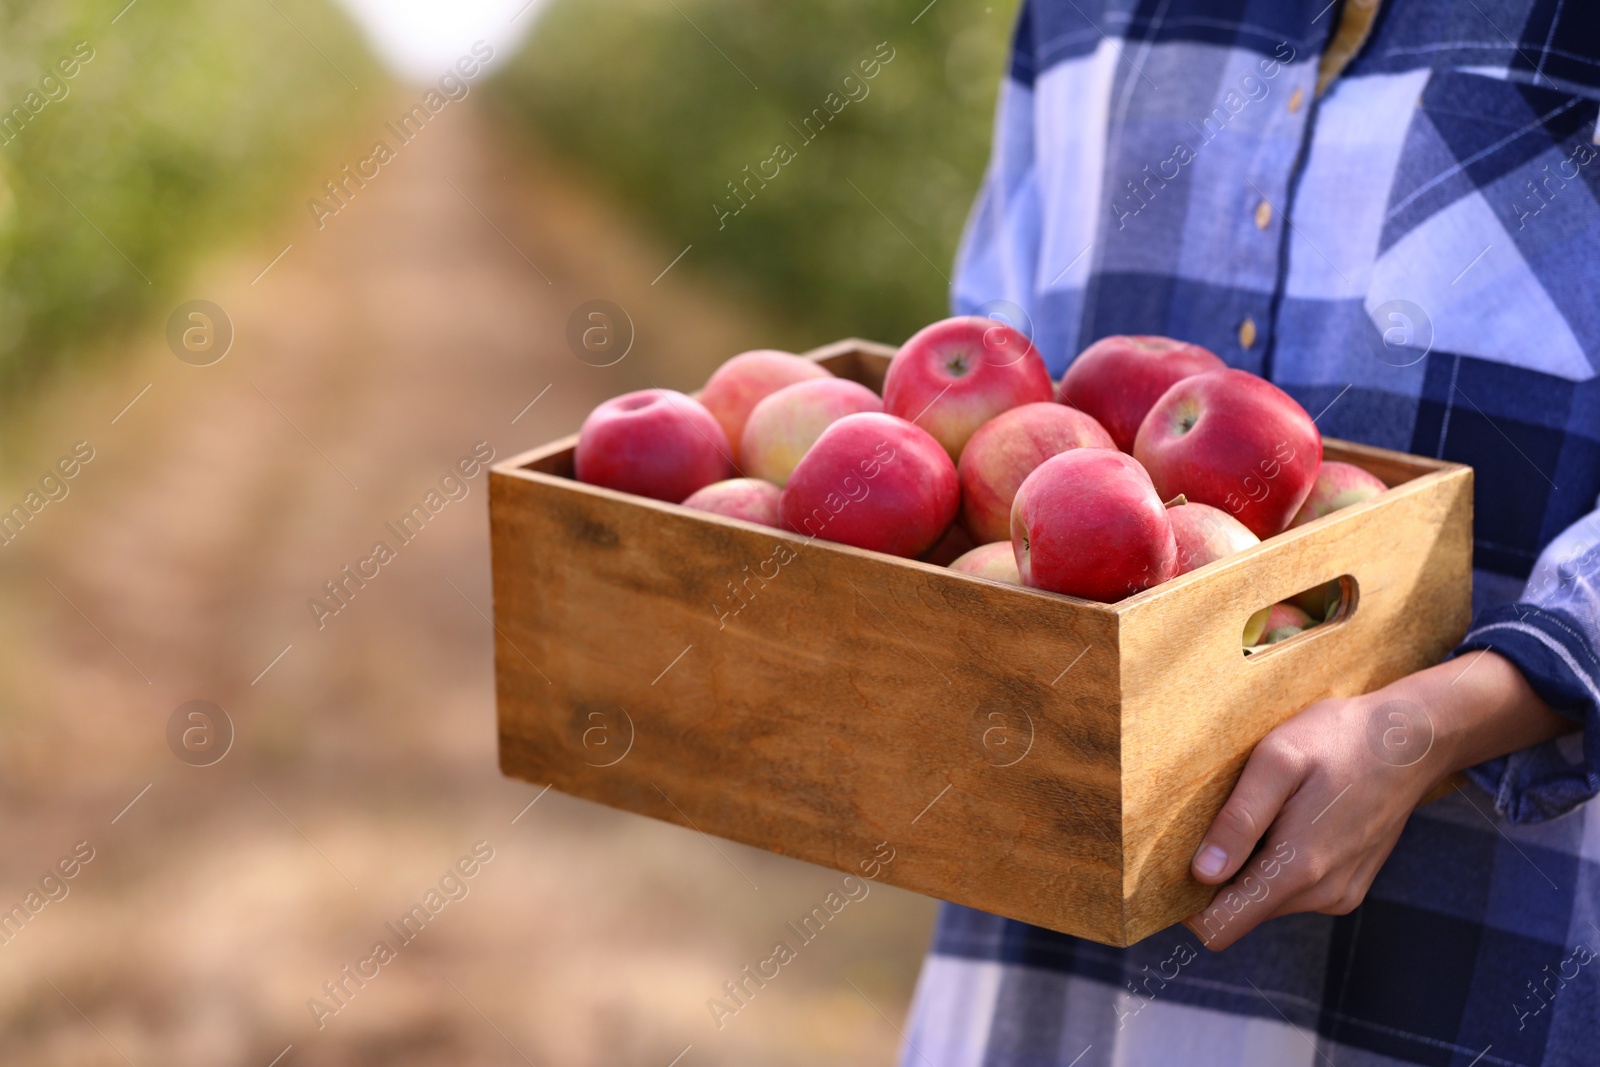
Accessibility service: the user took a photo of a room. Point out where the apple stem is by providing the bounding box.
[1163,494,1187,509]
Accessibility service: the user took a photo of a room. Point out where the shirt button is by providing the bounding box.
[1288,86,1305,113]
[1254,200,1273,229]
[1239,316,1258,349]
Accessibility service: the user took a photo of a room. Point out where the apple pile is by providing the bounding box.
[571,320,1389,650]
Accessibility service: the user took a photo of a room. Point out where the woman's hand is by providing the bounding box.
[1182,650,1573,951]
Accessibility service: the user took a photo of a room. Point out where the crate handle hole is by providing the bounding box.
[1243,575,1358,657]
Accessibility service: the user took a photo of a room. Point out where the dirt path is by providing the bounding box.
[0,98,934,1066]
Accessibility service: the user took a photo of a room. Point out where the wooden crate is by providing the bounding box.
[490,339,1473,946]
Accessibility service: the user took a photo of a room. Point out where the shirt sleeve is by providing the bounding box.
[1452,502,1600,823]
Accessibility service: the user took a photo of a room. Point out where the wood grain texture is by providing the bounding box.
[1115,460,1473,939]
[491,340,1475,945]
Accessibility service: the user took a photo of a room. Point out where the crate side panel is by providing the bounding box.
[1115,466,1473,943]
[491,471,1130,941]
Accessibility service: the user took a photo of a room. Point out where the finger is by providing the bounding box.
[1187,797,1406,949]
[1181,877,1279,951]
[1192,736,1307,884]
[1183,838,1305,950]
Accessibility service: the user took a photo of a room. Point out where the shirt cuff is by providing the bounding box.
[1449,604,1600,824]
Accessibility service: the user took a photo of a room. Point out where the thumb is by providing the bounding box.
[1191,739,1303,884]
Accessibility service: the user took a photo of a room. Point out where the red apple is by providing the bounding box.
[741,378,883,487]
[1167,500,1276,644]
[958,402,1115,544]
[575,389,733,502]
[681,478,782,527]
[1167,500,1258,574]
[949,542,1021,584]
[1058,335,1226,452]
[1289,460,1387,527]
[1133,369,1322,538]
[1011,449,1178,602]
[1250,602,1316,648]
[698,350,832,463]
[882,316,1053,461]
[780,412,958,558]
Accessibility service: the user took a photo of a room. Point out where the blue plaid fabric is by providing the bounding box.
[904,1,1600,1064]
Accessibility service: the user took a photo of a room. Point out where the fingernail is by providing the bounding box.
[1194,844,1227,878]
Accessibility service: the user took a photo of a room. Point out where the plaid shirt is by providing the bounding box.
[903,1,1600,1064]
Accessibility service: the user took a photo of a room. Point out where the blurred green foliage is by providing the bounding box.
[490,0,1019,349]
[0,0,381,391]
